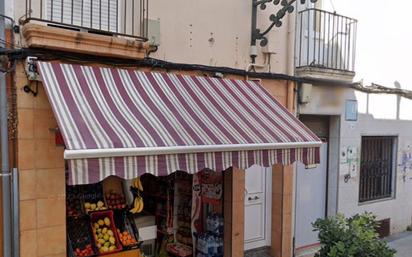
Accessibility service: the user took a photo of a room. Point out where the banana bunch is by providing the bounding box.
[131,177,143,191]
[130,177,144,214]
[130,195,144,214]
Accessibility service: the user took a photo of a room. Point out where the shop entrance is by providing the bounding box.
[66,169,225,257]
[244,165,271,251]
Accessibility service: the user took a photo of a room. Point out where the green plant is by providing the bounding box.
[312,212,396,257]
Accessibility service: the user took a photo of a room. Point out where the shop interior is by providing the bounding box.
[66,169,224,257]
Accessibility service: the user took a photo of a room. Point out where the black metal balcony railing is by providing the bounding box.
[23,0,148,41]
[296,8,357,72]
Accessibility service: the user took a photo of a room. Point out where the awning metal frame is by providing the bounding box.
[64,141,323,159]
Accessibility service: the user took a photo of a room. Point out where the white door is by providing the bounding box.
[244,165,271,251]
[295,143,327,249]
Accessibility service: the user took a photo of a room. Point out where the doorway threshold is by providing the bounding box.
[244,246,271,257]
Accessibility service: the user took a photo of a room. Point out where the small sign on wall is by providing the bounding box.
[345,99,358,121]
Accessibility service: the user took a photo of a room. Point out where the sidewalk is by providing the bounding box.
[386,231,412,257]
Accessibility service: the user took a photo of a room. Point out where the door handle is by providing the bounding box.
[248,196,260,201]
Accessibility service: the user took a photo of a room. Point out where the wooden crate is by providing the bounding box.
[107,249,143,257]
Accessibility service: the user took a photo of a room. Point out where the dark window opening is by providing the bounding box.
[359,136,396,203]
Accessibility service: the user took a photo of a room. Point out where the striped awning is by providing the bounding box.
[37,61,321,185]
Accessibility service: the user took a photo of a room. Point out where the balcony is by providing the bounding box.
[21,0,149,59]
[295,8,357,82]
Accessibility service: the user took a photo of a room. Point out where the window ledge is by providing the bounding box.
[22,23,149,60]
[296,66,355,83]
[358,196,395,206]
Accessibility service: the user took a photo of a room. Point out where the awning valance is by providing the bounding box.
[37,61,321,185]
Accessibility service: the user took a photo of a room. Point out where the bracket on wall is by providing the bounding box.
[23,82,39,97]
[251,0,317,50]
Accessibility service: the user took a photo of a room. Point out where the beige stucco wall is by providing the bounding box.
[147,0,294,73]
[11,0,294,74]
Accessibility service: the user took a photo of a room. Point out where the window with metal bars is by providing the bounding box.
[359,136,396,203]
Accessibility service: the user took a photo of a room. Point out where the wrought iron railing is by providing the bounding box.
[359,136,395,203]
[23,0,148,41]
[296,8,357,72]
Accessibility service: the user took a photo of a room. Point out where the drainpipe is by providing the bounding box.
[0,1,12,256]
[286,9,296,111]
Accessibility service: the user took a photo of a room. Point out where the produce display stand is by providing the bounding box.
[67,171,224,257]
[66,178,144,257]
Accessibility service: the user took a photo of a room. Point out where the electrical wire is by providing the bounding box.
[0,39,16,48]
[0,14,15,24]
[3,47,412,100]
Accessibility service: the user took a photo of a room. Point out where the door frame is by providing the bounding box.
[244,166,272,251]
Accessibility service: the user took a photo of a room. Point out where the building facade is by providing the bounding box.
[293,2,412,256]
[0,1,327,257]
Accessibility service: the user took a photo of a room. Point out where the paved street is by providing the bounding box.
[387,232,412,257]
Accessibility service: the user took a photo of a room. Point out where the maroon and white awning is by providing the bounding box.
[37,61,321,185]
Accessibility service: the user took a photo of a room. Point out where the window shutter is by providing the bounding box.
[46,0,118,32]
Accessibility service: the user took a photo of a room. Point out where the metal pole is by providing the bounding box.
[0,1,12,256]
[12,168,19,257]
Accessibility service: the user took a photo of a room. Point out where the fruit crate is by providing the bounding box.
[90,210,123,255]
[103,176,128,210]
[67,216,97,257]
[67,185,85,217]
[81,183,108,213]
[113,210,140,250]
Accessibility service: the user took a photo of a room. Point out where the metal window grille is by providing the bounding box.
[359,136,396,202]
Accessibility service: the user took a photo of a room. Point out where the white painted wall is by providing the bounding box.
[300,87,412,234]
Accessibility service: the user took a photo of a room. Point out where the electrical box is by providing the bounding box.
[299,83,313,104]
[147,19,160,46]
[25,57,41,81]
